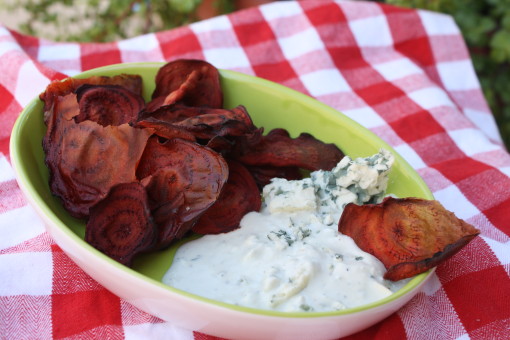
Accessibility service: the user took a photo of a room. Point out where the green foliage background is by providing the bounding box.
[1,0,508,150]
[2,0,233,42]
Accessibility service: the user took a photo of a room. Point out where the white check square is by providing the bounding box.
[0,206,46,250]
[260,1,303,21]
[393,144,427,170]
[448,128,500,156]
[300,69,351,97]
[278,27,325,60]
[348,15,393,47]
[437,60,480,91]
[15,61,50,107]
[499,167,510,178]
[419,10,460,36]
[0,252,53,295]
[190,15,232,33]
[433,185,480,220]
[0,156,15,182]
[117,34,159,52]
[202,47,250,69]
[464,108,503,143]
[124,322,194,340]
[341,106,385,129]
[482,237,510,266]
[407,87,455,110]
[38,43,80,61]
[0,41,21,58]
[373,58,423,82]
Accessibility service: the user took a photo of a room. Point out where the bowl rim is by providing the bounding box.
[9,61,435,319]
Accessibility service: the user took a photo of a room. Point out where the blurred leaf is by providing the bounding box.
[168,0,202,13]
[503,11,510,30]
[490,30,510,62]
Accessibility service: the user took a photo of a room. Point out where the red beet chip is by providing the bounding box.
[147,59,222,111]
[85,182,156,267]
[237,128,344,171]
[138,103,205,123]
[245,164,303,189]
[45,112,151,218]
[40,74,143,124]
[75,84,145,126]
[193,160,262,235]
[137,105,255,143]
[137,137,229,248]
[134,118,197,142]
[173,105,256,140]
[43,93,80,159]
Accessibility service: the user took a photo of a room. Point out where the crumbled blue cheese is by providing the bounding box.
[163,149,406,312]
[264,148,394,225]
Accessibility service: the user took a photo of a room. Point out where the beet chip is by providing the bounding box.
[173,105,256,140]
[245,164,303,189]
[43,94,80,158]
[147,59,222,111]
[75,84,145,126]
[138,137,229,248]
[193,160,261,234]
[85,182,156,266]
[40,74,143,124]
[237,128,344,171]
[138,103,207,123]
[338,197,480,281]
[134,118,197,142]
[46,118,152,218]
[137,105,255,143]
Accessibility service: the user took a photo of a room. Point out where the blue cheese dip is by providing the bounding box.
[163,149,406,312]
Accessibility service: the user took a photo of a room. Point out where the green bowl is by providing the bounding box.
[10,62,434,340]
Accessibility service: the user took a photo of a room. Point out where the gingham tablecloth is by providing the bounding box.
[1,1,509,339]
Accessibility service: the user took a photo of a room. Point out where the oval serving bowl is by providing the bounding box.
[10,62,434,340]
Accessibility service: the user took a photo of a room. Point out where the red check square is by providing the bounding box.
[356,81,406,106]
[0,84,14,117]
[328,46,367,70]
[80,43,121,71]
[390,110,446,143]
[253,61,297,84]
[304,1,349,26]
[396,37,435,67]
[52,289,122,339]
[156,27,203,61]
[484,197,510,237]
[432,157,492,184]
[441,265,510,333]
[233,19,275,46]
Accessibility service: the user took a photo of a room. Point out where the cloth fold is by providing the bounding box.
[1,1,509,339]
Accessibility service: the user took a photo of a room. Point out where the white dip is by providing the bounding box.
[163,149,406,312]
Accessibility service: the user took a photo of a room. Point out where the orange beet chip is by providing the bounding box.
[338,197,480,281]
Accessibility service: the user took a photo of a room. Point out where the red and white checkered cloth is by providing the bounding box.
[1,1,509,339]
